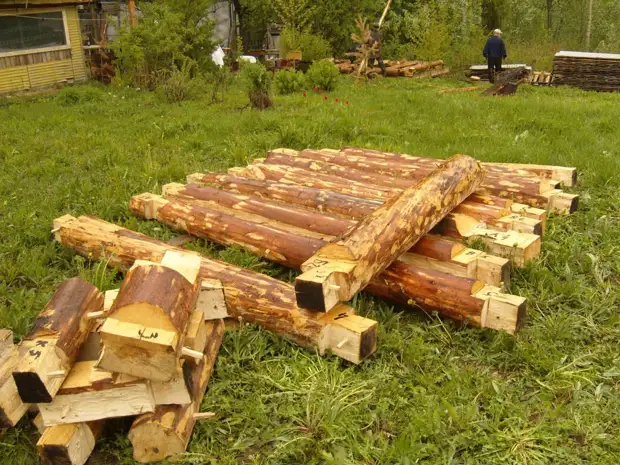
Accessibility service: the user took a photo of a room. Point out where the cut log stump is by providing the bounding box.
[12,279,103,404]
[97,251,201,382]
[296,154,484,312]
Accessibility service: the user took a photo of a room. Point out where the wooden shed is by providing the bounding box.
[0,0,89,94]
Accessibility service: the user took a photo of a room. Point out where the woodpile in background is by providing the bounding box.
[552,50,620,92]
[531,71,553,86]
[336,59,450,79]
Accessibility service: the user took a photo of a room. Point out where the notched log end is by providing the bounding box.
[13,372,53,404]
[295,279,329,313]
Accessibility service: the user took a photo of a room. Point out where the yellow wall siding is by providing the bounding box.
[65,6,87,80]
[0,6,86,94]
[0,66,30,93]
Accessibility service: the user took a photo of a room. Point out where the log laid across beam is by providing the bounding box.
[294,154,484,312]
[190,172,541,267]
[53,215,378,363]
[131,194,526,333]
[164,183,511,287]
[128,320,224,463]
[12,279,103,404]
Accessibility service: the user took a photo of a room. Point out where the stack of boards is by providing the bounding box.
[4,147,579,464]
[552,50,620,92]
[530,71,553,86]
[336,59,450,79]
[468,64,532,81]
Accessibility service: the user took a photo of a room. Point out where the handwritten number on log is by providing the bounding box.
[138,329,159,340]
[29,349,42,360]
[36,340,49,347]
[334,313,348,321]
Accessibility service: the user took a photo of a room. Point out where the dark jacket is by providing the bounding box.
[483,36,507,59]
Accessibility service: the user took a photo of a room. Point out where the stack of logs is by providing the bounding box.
[468,64,532,81]
[0,252,238,464]
[552,50,620,92]
[531,71,554,86]
[129,147,577,334]
[336,59,450,79]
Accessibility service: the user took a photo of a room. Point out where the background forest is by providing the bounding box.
[233,0,620,69]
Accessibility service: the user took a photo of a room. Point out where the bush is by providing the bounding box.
[56,86,105,106]
[306,61,339,91]
[274,69,306,95]
[280,27,332,62]
[240,62,273,110]
[158,65,203,103]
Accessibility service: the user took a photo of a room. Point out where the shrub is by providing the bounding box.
[56,86,105,106]
[280,27,332,62]
[240,62,273,110]
[158,65,203,103]
[306,61,339,91]
[274,69,306,94]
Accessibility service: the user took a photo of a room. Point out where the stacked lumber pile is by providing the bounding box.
[469,64,532,81]
[531,71,553,86]
[552,51,620,92]
[336,59,449,78]
[0,255,234,464]
[113,146,577,335]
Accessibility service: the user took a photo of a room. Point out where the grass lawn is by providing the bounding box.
[0,76,619,465]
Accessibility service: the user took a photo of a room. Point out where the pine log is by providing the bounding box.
[245,160,542,236]
[130,195,525,332]
[53,215,378,363]
[37,421,105,465]
[0,332,29,428]
[483,162,577,187]
[295,154,484,311]
[12,279,103,403]
[98,252,201,382]
[165,183,510,288]
[194,171,541,266]
[337,148,578,213]
[128,320,224,463]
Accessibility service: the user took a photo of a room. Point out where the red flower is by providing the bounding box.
[345,101,350,105]
[314,87,319,92]
[324,96,328,100]
[303,92,307,97]
[335,98,339,102]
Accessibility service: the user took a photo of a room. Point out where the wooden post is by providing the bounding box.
[128,0,137,26]
[129,195,525,332]
[0,330,30,428]
[378,0,393,27]
[53,215,378,363]
[12,279,103,403]
[295,154,483,312]
[128,321,224,463]
[98,251,201,382]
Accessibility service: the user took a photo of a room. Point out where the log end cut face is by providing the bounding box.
[129,417,186,463]
[13,371,53,404]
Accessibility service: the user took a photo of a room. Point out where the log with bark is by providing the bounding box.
[128,320,224,463]
[37,421,105,465]
[53,215,378,363]
[98,251,201,382]
[193,170,541,267]
[12,279,103,403]
[294,154,484,312]
[130,194,525,333]
[164,183,510,287]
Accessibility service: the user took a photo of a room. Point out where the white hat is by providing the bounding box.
[494,29,503,34]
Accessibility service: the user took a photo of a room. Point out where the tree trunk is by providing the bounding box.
[53,215,378,364]
[586,0,594,50]
[128,320,224,463]
[98,255,201,382]
[128,0,137,26]
[37,421,105,465]
[295,155,484,312]
[130,195,525,332]
[12,279,103,403]
[164,183,511,287]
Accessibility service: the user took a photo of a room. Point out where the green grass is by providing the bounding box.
[1,77,619,464]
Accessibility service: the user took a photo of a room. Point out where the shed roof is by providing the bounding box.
[0,0,91,8]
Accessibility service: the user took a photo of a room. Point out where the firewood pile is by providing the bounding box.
[2,147,579,464]
[531,71,554,86]
[552,50,620,92]
[468,64,532,81]
[336,59,450,78]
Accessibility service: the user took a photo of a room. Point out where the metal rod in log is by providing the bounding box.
[130,194,525,333]
[52,215,378,364]
[12,279,103,403]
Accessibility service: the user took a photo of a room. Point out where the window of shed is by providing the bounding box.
[0,12,67,53]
